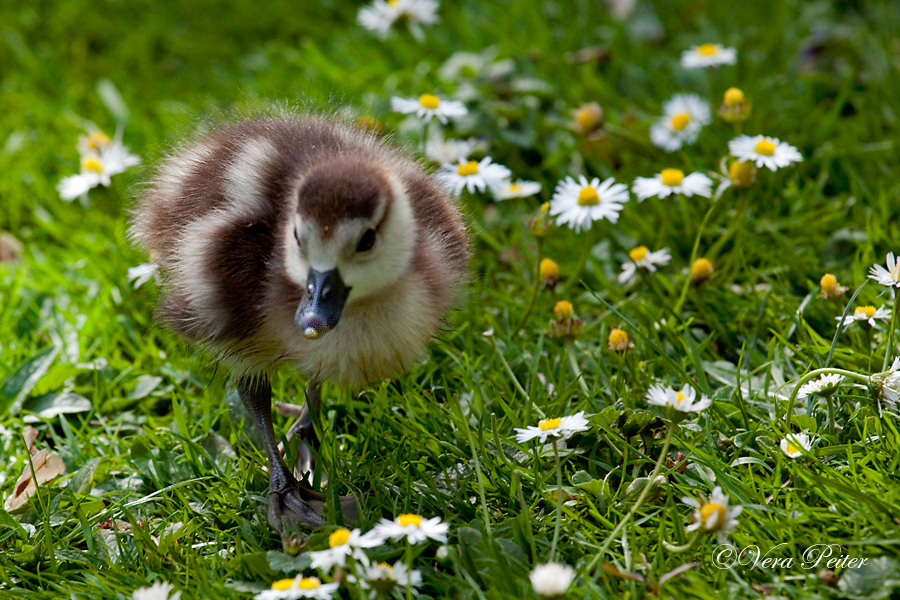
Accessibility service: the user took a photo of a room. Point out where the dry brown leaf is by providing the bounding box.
[4,448,66,512]
[0,232,24,263]
[23,425,39,455]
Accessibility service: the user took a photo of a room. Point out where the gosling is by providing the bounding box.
[130,113,469,530]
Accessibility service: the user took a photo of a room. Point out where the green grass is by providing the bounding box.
[3,0,900,598]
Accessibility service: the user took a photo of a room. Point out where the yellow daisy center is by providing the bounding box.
[539,418,562,431]
[553,300,574,319]
[577,186,599,206]
[329,527,351,548]
[785,441,800,454]
[82,156,104,173]
[855,306,876,319]
[671,113,691,131]
[297,577,321,590]
[539,258,560,281]
[509,183,521,192]
[723,87,745,106]
[540,202,549,214]
[700,502,726,529]
[272,579,295,590]
[692,258,712,280]
[378,562,392,569]
[697,44,718,56]
[820,273,837,293]
[457,161,478,176]
[728,160,754,187]
[660,168,684,187]
[629,246,648,262]
[676,391,685,405]
[418,94,440,109]
[608,328,629,348]
[397,513,423,527]
[755,140,776,156]
[86,130,111,150]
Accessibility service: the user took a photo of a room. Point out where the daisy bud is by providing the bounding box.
[549,301,583,339]
[718,87,752,123]
[526,203,552,237]
[553,300,573,320]
[356,115,384,134]
[691,257,713,284]
[728,160,755,188]
[607,327,633,352]
[820,273,849,301]
[540,258,561,288]
[571,102,603,134]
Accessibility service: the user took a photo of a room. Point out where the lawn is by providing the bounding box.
[3,0,900,598]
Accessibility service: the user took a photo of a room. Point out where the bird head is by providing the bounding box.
[284,157,416,340]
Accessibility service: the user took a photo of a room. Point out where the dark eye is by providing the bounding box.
[356,228,376,252]
[294,228,302,248]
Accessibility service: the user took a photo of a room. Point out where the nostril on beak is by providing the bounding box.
[321,285,333,301]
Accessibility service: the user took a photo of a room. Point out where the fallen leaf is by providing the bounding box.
[4,448,66,512]
[23,425,39,455]
[0,232,24,263]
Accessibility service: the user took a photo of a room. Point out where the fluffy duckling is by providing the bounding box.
[130,113,469,530]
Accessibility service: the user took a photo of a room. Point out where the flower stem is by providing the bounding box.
[549,439,564,562]
[883,290,900,371]
[565,340,590,397]
[489,333,530,402]
[661,531,702,553]
[513,238,544,336]
[673,199,717,315]
[454,393,493,541]
[588,423,675,574]
[783,367,869,432]
[562,227,597,294]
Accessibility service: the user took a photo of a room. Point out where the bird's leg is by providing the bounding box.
[290,378,325,486]
[275,379,360,525]
[237,376,325,531]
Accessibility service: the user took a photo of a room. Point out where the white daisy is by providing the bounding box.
[680,43,737,68]
[425,136,485,164]
[390,94,466,124]
[682,486,742,542]
[868,253,900,291]
[646,384,712,413]
[495,179,542,200]
[254,577,339,600]
[357,0,439,40]
[836,305,891,328]
[436,157,511,196]
[58,141,140,202]
[780,433,812,459]
[548,175,628,232]
[728,135,802,171]
[514,411,591,444]
[354,561,422,593]
[133,582,181,600]
[796,374,844,399]
[872,358,900,408]
[371,514,449,545]
[618,245,671,285]
[128,263,159,289]
[649,94,711,152]
[307,527,381,572]
[632,169,712,201]
[529,562,576,597]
